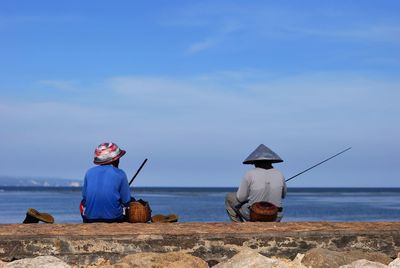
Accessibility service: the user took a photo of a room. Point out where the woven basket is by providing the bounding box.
[249,201,278,222]
[128,200,151,223]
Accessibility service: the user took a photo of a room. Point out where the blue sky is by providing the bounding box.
[1,1,399,187]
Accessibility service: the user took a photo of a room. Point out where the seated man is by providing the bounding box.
[81,142,131,223]
[225,144,287,222]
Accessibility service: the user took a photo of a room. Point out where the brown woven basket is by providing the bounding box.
[128,200,151,223]
[249,201,278,222]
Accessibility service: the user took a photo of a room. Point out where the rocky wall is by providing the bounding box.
[0,222,399,266]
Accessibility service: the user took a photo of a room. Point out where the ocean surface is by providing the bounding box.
[0,187,399,224]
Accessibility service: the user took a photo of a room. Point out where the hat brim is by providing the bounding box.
[243,159,283,165]
[94,150,126,165]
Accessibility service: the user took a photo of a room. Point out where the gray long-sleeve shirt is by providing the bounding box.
[236,167,287,208]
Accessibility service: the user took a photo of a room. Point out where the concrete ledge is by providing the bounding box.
[1,222,399,265]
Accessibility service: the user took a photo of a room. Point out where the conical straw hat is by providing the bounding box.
[243,144,283,164]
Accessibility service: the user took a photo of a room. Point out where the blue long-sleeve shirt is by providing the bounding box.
[82,165,131,220]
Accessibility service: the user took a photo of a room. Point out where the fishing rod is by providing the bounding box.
[285,147,351,182]
[129,158,148,186]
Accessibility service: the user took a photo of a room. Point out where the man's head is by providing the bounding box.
[254,161,273,170]
[93,142,126,166]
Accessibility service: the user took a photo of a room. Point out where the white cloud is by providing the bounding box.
[287,25,400,43]
[186,38,221,54]
[0,14,85,30]
[1,70,399,185]
[108,72,399,118]
[108,75,243,112]
[163,3,400,47]
[38,80,79,91]
[184,22,242,54]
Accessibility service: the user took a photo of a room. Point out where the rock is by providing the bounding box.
[212,249,275,268]
[207,260,220,267]
[291,254,306,268]
[302,248,392,268]
[0,260,6,268]
[213,248,306,268]
[4,256,70,268]
[339,259,388,268]
[389,258,400,268]
[85,258,112,268]
[100,252,208,268]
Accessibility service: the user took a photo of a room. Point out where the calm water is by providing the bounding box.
[0,187,399,223]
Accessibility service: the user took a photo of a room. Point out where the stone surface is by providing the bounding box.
[389,258,400,268]
[82,258,112,268]
[213,249,278,268]
[100,252,208,268]
[0,222,399,266]
[213,248,307,268]
[302,248,392,268]
[339,259,388,268]
[1,222,400,237]
[287,254,307,268]
[4,256,70,268]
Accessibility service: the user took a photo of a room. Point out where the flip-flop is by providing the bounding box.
[151,214,178,223]
[26,208,54,224]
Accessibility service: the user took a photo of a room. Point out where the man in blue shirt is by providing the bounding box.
[81,142,131,223]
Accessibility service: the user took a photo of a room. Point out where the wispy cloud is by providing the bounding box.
[106,71,400,129]
[164,2,400,50]
[0,14,85,28]
[186,38,221,54]
[184,22,242,54]
[108,75,243,114]
[38,80,80,91]
[287,25,400,43]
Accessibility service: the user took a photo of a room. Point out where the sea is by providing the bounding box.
[0,187,399,224]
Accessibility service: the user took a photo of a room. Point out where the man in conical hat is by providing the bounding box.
[225,144,287,222]
[81,142,132,223]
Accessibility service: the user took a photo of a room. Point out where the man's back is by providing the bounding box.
[237,167,286,208]
[83,165,131,220]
